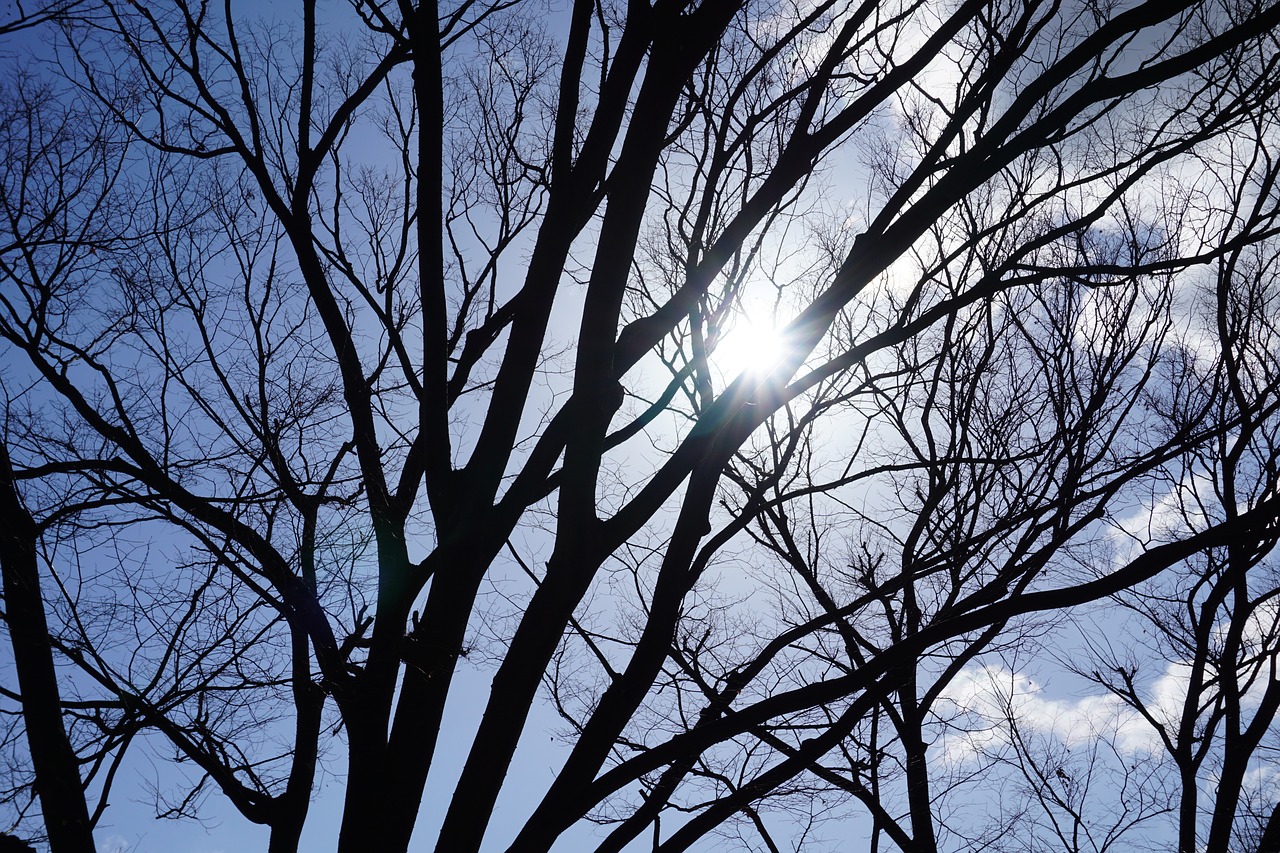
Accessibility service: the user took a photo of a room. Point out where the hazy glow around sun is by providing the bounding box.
[710,316,789,380]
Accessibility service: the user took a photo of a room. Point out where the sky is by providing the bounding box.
[3,0,1280,850]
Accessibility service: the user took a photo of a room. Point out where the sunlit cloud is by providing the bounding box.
[935,664,1162,766]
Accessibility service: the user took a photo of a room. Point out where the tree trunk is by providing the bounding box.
[1257,800,1280,853]
[0,445,95,853]
[336,709,395,853]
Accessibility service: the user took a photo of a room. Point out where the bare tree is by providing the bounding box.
[1070,236,1280,853]
[914,232,1280,853]
[2,0,1280,850]
[0,444,94,852]
[0,67,125,853]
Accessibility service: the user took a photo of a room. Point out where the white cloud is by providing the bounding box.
[1110,468,1219,566]
[98,835,131,853]
[935,663,1162,766]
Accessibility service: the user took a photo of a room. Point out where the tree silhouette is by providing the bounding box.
[2,0,1280,850]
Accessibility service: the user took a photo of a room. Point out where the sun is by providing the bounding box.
[710,316,789,380]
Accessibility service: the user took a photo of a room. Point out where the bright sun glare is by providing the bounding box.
[711,318,788,379]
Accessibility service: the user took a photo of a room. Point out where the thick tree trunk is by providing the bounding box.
[1257,801,1280,853]
[1177,763,1199,853]
[267,801,309,853]
[0,446,95,853]
[336,708,396,853]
